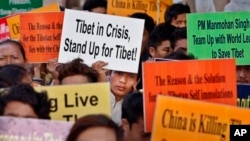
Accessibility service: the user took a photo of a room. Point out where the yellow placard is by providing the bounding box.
[151,95,250,141]
[107,0,172,23]
[35,83,111,122]
[7,2,60,39]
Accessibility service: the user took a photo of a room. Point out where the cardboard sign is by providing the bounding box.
[107,0,172,23]
[143,59,237,132]
[187,11,250,65]
[0,17,10,40]
[35,83,111,122]
[7,2,61,39]
[151,95,250,141]
[237,84,250,108]
[0,116,72,141]
[20,12,64,63]
[0,0,42,18]
[58,9,144,73]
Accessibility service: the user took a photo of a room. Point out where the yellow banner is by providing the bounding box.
[107,0,172,24]
[7,2,60,39]
[151,95,250,141]
[35,83,111,122]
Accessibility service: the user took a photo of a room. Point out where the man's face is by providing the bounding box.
[3,101,38,118]
[0,43,26,67]
[149,40,172,59]
[110,71,138,101]
[171,13,187,28]
[123,118,151,141]
[237,66,250,83]
[173,38,187,54]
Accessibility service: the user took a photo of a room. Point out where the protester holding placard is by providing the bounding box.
[66,114,123,141]
[164,3,190,28]
[82,0,107,14]
[122,92,151,141]
[147,23,176,61]
[0,83,51,119]
[110,70,140,126]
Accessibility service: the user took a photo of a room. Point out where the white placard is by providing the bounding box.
[59,9,144,73]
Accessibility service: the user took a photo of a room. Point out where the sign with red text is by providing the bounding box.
[143,59,237,132]
[0,116,72,141]
[151,95,250,141]
[0,17,10,40]
[35,83,111,122]
[58,9,144,73]
[7,2,61,39]
[107,0,172,23]
[20,12,64,63]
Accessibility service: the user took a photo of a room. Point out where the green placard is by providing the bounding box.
[187,11,250,65]
[0,0,43,18]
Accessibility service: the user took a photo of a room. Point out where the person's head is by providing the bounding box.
[82,0,107,14]
[0,64,32,87]
[164,3,190,28]
[164,48,195,60]
[66,114,123,141]
[148,23,176,59]
[236,65,250,83]
[110,70,139,101]
[58,58,98,85]
[0,83,51,119]
[170,27,187,54]
[129,13,155,55]
[0,39,27,67]
[122,92,150,141]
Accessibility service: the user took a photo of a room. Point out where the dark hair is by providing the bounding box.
[164,49,195,60]
[147,23,176,50]
[0,39,27,61]
[164,3,190,24]
[58,58,98,84]
[122,92,143,127]
[0,83,51,119]
[66,114,123,141]
[82,0,107,11]
[170,27,187,50]
[130,12,155,34]
[0,64,30,87]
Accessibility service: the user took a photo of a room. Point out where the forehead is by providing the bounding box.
[112,71,138,76]
[0,43,22,53]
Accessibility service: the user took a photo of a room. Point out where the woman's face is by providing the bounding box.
[76,127,116,141]
[0,43,26,67]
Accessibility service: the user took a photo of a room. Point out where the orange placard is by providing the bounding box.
[20,12,64,63]
[107,0,172,23]
[7,2,60,39]
[143,59,237,132]
[151,95,250,141]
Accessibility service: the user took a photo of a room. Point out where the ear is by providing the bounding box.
[148,47,156,58]
[122,118,130,132]
[132,78,140,92]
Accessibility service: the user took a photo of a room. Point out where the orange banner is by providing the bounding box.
[20,12,64,63]
[151,95,250,141]
[107,0,172,24]
[143,59,237,132]
[7,2,60,39]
